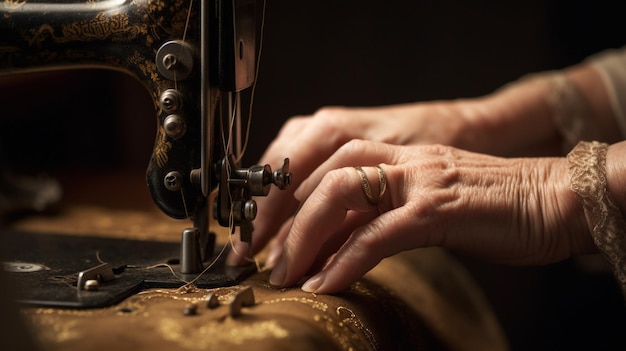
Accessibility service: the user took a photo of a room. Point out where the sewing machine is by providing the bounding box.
[0,0,291,308]
[0,3,521,349]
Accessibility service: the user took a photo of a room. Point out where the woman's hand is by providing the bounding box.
[266,140,595,294]
[225,75,578,267]
[226,101,486,266]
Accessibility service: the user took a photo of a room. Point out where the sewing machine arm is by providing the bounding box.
[0,0,290,274]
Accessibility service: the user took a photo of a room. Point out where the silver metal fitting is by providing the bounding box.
[164,171,183,192]
[160,89,183,114]
[156,40,194,81]
[163,114,186,139]
[84,279,100,291]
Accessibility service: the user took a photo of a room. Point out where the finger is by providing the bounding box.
[264,216,295,268]
[232,119,356,263]
[265,203,377,271]
[269,166,382,288]
[294,139,395,202]
[228,162,387,267]
[225,118,312,265]
[306,209,378,275]
[301,205,426,294]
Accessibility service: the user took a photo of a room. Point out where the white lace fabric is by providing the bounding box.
[568,141,626,298]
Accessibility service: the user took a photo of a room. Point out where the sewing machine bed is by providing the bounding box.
[0,171,508,351]
[1,231,255,308]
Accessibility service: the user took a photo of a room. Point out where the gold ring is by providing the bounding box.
[355,166,376,204]
[354,165,387,205]
[375,165,387,201]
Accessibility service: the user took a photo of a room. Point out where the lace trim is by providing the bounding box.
[508,72,603,153]
[567,141,626,298]
[586,47,626,138]
[544,73,604,153]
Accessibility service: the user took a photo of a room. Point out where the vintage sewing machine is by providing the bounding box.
[0,3,519,350]
[0,0,291,308]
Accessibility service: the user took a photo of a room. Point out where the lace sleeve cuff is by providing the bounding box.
[567,141,626,298]
[586,47,626,138]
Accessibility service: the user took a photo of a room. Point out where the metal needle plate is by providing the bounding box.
[0,230,256,309]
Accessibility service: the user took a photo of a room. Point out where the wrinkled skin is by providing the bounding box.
[267,140,594,293]
[227,102,483,268]
[225,63,624,293]
[225,102,595,294]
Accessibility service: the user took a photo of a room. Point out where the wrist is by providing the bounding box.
[461,75,565,157]
[440,98,493,153]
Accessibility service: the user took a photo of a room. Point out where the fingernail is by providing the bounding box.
[269,258,287,287]
[293,186,302,201]
[293,184,307,202]
[301,271,326,293]
[265,244,283,268]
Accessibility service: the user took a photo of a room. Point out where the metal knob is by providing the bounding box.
[156,40,194,81]
[163,114,186,139]
[160,89,183,113]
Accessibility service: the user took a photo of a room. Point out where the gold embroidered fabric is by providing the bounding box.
[567,141,626,298]
[5,174,510,351]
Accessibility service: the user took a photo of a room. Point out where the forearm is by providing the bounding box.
[564,65,621,144]
[458,76,561,157]
[454,54,622,157]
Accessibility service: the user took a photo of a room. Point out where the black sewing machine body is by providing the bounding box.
[0,0,290,307]
[2,0,253,217]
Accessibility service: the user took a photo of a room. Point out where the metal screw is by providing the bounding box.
[243,200,257,221]
[162,53,178,70]
[84,279,99,291]
[164,171,183,191]
[272,158,292,190]
[160,89,182,113]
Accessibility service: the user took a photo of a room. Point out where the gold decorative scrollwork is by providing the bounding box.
[127,51,159,82]
[155,126,172,169]
[27,13,141,47]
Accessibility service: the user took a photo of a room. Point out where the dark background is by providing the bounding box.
[1,1,625,350]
